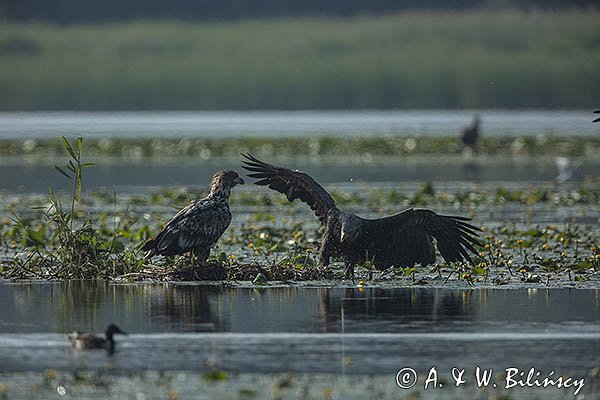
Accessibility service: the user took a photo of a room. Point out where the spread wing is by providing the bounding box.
[241,153,337,224]
[594,110,600,123]
[367,208,482,267]
[142,199,231,257]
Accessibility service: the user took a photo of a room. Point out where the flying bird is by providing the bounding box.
[242,154,482,278]
[142,170,244,265]
[461,114,480,149]
[594,110,599,123]
[68,323,127,351]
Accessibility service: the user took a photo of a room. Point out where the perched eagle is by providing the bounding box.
[461,114,480,148]
[242,154,482,278]
[142,170,244,264]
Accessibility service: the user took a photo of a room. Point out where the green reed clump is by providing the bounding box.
[4,136,142,279]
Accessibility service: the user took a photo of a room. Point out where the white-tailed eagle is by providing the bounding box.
[142,170,244,264]
[242,154,482,278]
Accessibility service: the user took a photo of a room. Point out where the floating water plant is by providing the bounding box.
[1,135,600,159]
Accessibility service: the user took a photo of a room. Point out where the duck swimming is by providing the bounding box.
[68,323,127,351]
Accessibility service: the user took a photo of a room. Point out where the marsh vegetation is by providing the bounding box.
[2,134,600,159]
[0,137,597,287]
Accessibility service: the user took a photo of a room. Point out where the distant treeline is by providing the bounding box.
[1,11,599,110]
[1,0,598,22]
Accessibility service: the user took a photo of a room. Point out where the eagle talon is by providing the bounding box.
[315,267,325,279]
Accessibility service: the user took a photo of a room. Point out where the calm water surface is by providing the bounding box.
[3,159,599,192]
[0,282,598,375]
[0,110,597,139]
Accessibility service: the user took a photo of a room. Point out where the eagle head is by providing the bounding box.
[209,170,245,197]
[339,215,363,245]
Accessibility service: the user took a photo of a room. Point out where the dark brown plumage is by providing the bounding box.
[594,110,600,123]
[68,323,126,351]
[461,114,480,148]
[142,170,244,264]
[242,154,482,278]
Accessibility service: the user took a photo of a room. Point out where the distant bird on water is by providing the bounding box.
[242,154,482,279]
[68,323,126,351]
[555,156,582,183]
[461,114,480,149]
[593,110,600,122]
[142,170,244,265]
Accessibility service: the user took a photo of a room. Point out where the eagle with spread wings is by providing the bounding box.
[142,170,244,265]
[242,154,482,278]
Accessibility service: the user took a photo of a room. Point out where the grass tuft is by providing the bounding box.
[4,137,142,279]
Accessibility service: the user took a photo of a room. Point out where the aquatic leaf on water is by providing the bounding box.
[472,266,487,275]
[202,369,229,382]
[574,260,593,270]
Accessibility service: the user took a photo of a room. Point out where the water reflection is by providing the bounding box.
[461,161,481,181]
[0,282,599,374]
[2,282,598,335]
[319,288,475,333]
